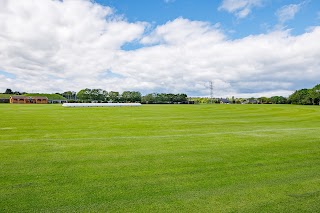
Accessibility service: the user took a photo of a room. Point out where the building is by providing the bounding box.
[219,98,230,104]
[0,98,9,103]
[31,96,49,104]
[48,99,68,104]
[10,96,48,104]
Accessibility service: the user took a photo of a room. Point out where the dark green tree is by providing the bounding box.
[109,91,119,102]
[4,88,13,94]
[77,88,91,102]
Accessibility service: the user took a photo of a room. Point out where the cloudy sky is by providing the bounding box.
[0,0,319,97]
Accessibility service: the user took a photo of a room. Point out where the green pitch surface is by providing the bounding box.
[1,104,320,212]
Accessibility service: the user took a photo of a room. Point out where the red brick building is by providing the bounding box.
[10,96,48,104]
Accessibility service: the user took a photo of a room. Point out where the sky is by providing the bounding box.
[0,0,319,97]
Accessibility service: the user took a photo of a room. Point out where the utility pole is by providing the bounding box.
[209,81,213,104]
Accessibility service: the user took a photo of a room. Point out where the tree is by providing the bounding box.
[4,88,13,94]
[90,89,105,102]
[131,91,142,102]
[288,89,311,105]
[176,93,187,102]
[62,91,74,100]
[121,91,142,102]
[270,96,287,104]
[310,84,320,105]
[108,91,119,102]
[258,97,270,104]
[142,93,188,104]
[121,91,132,102]
[141,93,155,104]
[102,90,109,102]
[77,88,91,102]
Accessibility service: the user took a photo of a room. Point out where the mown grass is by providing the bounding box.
[0,104,319,212]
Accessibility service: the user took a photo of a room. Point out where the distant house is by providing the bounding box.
[219,98,230,104]
[10,96,48,104]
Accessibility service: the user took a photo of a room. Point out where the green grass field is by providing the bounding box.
[0,104,320,212]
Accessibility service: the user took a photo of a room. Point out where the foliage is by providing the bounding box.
[108,91,119,102]
[76,88,91,102]
[121,91,141,102]
[270,96,287,104]
[3,88,23,95]
[141,93,187,104]
[76,88,108,102]
[287,84,320,105]
[56,91,77,100]
[76,89,141,103]
[4,88,12,94]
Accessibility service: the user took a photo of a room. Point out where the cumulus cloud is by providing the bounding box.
[219,0,263,19]
[114,19,320,97]
[0,0,146,91]
[0,0,320,98]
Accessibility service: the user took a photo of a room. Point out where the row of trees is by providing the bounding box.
[74,89,142,103]
[288,84,320,105]
[3,84,320,105]
[71,88,188,104]
[141,93,188,104]
[3,88,25,95]
[190,96,288,104]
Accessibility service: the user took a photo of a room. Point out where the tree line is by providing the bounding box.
[2,83,320,105]
[74,89,142,103]
[59,88,188,104]
[287,84,320,105]
[190,96,288,104]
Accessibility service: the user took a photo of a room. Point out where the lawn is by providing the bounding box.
[0,104,319,212]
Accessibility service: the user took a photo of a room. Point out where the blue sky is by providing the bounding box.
[0,0,320,97]
[97,0,320,39]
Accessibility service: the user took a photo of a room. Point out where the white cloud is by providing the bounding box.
[0,0,146,91]
[276,4,301,24]
[0,0,320,98]
[114,19,320,97]
[219,0,263,19]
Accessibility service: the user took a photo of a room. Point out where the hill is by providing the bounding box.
[0,94,12,98]
[25,93,66,100]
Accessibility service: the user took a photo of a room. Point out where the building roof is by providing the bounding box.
[32,96,48,99]
[10,96,27,99]
[219,98,230,103]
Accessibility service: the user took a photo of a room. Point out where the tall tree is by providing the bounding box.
[77,88,91,102]
[4,88,13,94]
[108,91,119,102]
